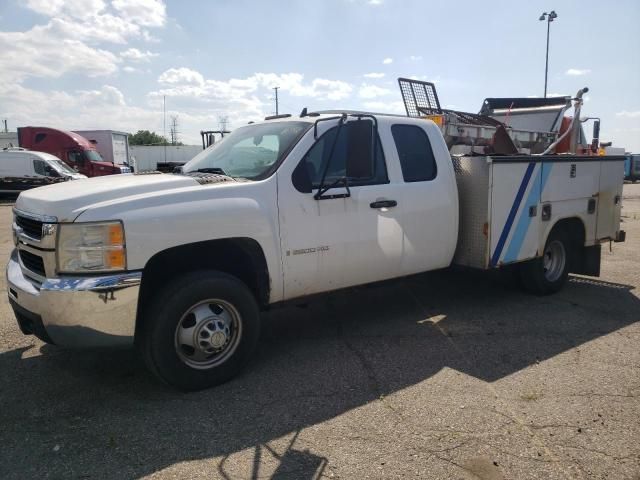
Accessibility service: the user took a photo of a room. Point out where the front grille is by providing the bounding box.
[19,250,46,277]
[15,215,43,240]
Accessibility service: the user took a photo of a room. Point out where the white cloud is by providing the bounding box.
[0,82,214,144]
[25,0,106,19]
[146,70,354,136]
[616,111,640,118]
[23,0,166,45]
[409,55,423,61]
[382,57,393,64]
[3,0,168,85]
[112,0,167,27]
[359,83,392,99]
[565,68,591,76]
[363,72,385,79]
[120,48,159,62]
[155,69,353,102]
[368,0,383,4]
[80,85,126,106]
[0,28,119,83]
[159,68,205,86]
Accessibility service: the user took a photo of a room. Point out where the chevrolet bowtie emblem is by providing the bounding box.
[42,224,56,237]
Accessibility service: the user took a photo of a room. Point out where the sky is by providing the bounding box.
[0,0,639,150]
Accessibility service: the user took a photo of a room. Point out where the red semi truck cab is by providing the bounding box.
[17,127,128,177]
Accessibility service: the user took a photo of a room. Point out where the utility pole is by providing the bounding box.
[539,10,558,98]
[273,86,279,115]
[2,120,7,133]
[163,95,167,163]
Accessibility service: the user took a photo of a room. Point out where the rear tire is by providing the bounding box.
[139,270,260,391]
[519,229,571,295]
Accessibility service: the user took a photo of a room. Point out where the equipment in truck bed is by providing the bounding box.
[398,77,501,126]
[480,96,571,134]
[397,77,559,154]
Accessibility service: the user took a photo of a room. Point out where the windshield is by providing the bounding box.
[183,121,310,179]
[49,159,77,175]
[84,150,104,163]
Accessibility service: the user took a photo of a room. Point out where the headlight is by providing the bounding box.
[57,221,126,273]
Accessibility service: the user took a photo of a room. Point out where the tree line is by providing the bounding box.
[129,130,183,146]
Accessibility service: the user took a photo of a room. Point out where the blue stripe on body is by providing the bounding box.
[490,162,536,267]
[502,163,553,263]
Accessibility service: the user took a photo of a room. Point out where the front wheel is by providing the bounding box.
[139,271,260,391]
[519,230,571,295]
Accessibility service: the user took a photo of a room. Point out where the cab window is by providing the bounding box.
[295,122,387,190]
[391,124,437,182]
[68,151,84,166]
[33,159,46,175]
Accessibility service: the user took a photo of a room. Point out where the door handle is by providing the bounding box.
[370,199,397,209]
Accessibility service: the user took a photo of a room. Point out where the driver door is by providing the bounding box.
[277,119,404,300]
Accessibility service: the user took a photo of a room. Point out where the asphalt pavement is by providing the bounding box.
[0,185,638,479]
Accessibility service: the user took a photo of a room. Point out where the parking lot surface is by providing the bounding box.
[0,185,639,480]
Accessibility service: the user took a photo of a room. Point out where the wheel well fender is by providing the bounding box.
[546,217,586,247]
[544,217,588,273]
[135,238,270,339]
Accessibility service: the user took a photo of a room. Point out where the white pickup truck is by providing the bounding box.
[7,111,626,390]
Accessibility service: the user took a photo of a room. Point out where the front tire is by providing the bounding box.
[139,271,260,391]
[519,229,571,295]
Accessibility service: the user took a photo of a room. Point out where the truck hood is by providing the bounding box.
[15,173,200,222]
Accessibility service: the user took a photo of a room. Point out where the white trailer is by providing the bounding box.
[129,145,202,171]
[0,132,19,148]
[73,130,131,167]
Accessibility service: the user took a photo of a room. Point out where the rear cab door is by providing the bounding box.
[388,119,459,275]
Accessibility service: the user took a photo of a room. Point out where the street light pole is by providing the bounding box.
[273,86,280,116]
[539,10,558,98]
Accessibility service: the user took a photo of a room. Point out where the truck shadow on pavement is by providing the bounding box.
[0,269,638,479]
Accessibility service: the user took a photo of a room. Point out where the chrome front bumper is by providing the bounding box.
[6,250,141,348]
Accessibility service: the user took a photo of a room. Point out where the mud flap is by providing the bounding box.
[573,244,601,277]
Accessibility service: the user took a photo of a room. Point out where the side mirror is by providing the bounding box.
[346,120,374,179]
[292,160,313,193]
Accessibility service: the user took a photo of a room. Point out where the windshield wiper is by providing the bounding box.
[195,167,228,175]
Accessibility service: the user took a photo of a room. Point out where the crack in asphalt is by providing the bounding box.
[403,280,587,480]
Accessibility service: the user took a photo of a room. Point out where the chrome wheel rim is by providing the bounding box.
[174,299,242,369]
[543,240,566,283]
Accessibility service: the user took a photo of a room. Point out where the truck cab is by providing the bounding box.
[17,127,128,177]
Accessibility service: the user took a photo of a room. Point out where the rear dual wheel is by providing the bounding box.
[519,229,571,295]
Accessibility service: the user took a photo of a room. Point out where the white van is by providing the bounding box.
[0,148,87,193]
